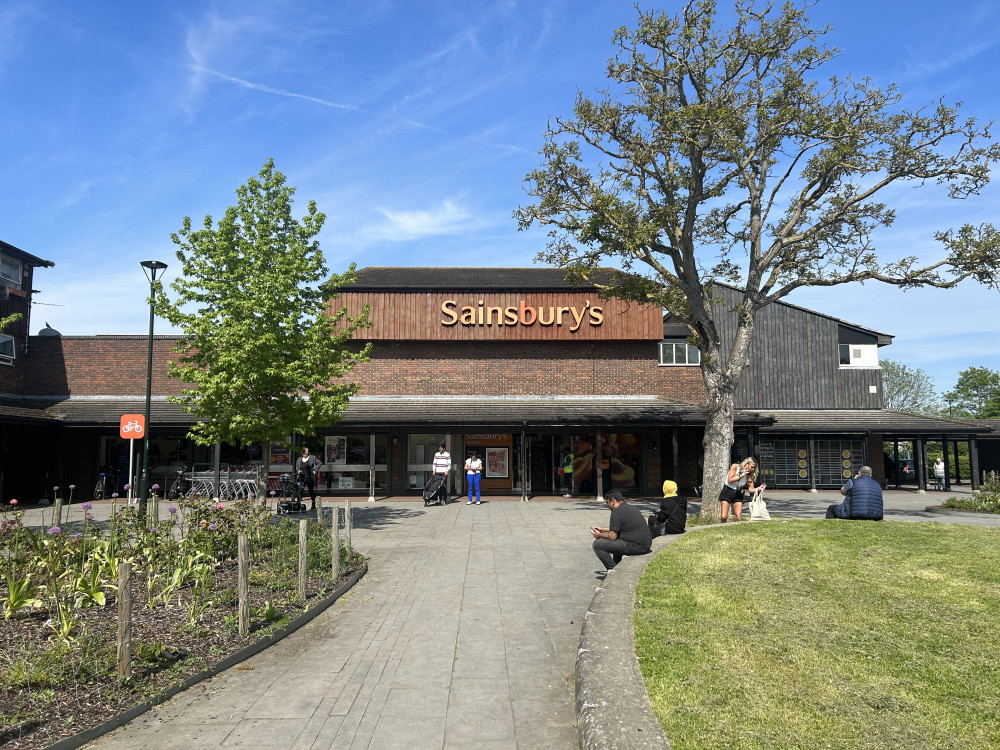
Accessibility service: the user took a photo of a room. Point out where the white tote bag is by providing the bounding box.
[749,487,770,521]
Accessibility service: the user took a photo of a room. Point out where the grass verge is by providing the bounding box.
[634,521,1000,750]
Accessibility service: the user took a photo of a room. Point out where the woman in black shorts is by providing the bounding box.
[719,457,759,522]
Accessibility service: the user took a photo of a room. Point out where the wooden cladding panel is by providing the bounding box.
[712,287,883,410]
[333,291,662,341]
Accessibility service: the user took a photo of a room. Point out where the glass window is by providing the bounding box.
[839,343,877,368]
[407,433,449,490]
[319,433,389,493]
[658,340,701,366]
[0,257,21,290]
[0,334,13,364]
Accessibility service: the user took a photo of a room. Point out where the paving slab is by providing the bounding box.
[86,499,610,749]
[13,487,986,750]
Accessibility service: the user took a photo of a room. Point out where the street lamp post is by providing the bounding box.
[138,260,168,519]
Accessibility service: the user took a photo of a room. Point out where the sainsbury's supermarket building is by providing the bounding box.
[0,264,991,501]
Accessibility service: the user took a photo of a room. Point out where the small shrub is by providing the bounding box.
[941,473,1000,514]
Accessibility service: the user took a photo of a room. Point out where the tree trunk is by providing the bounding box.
[696,305,754,522]
[699,372,737,523]
[259,450,271,506]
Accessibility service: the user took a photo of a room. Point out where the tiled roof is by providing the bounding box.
[758,409,991,436]
[976,419,1000,437]
[345,267,616,292]
[0,239,55,268]
[341,396,768,428]
[42,398,193,426]
[0,397,61,423]
[40,395,770,429]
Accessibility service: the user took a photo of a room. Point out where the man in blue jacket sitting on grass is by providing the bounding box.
[826,465,883,521]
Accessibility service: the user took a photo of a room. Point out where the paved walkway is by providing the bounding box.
[85,498,617,750]
[10,486,997,749]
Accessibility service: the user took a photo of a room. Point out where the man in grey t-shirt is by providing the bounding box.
[591,490,653,570]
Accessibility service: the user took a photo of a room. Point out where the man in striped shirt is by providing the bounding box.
[432,444,451,502]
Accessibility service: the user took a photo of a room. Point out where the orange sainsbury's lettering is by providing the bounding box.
[439,299,606,330]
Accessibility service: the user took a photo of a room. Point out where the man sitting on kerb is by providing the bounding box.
[591,489,653,571]
[826,465,883,521]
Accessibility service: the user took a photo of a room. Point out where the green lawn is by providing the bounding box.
[634,521,1000,750]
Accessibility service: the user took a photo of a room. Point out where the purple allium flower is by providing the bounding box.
[111,493,119,498]
[152,484,160,490]
[208,523,217,531]
[85,513,93,521]
[53,485,59,492]
[73,533,82,539]
[69,484,76,490]
[123,484,131,491]
[9,499,17,506]
[81,502,92,511]
[269,490,276,496]
[47,526,62,535]
[168,506,177,514]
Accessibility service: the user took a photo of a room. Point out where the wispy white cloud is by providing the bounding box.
[899,37,1000,80]
[0,3,34,73]
[180,9,355,115]
[354,199,487,243]
[191,65,355,110]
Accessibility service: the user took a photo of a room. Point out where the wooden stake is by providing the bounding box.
[116,562,132,680]
[238,533,249,636]
[298,519,308,603]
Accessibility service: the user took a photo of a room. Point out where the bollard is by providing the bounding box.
[315,496,324,525]
[238,533,249,636]
[53,496,63,527]
[298,519,308,602]
[331,506,341,582]
[117,562,132,680]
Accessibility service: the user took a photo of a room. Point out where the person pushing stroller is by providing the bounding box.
[295,446,323,511]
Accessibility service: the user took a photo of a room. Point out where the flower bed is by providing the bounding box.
[0,496,363,750]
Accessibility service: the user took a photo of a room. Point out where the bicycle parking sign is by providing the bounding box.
[120,414,145,439]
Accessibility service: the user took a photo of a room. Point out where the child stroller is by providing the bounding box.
[276,472,307,514]
[422,473,449,506]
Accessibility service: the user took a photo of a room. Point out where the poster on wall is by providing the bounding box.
[486,447,509,478]
[326,436,347,465]
[270,443,291,465]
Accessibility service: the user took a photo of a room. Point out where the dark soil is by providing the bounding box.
[0,561,362,750]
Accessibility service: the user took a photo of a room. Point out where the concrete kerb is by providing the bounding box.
[42,563,368,750]
[576,532,680,750]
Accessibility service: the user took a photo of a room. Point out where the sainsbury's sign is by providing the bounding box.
[441,299,604,333]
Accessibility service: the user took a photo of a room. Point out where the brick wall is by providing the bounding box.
[346,341,707,400]
[25,336,187,397]
[0,361,25,394]
[18,335,708,403]
[868,433,886,485]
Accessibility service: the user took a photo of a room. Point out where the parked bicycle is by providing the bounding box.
[168,469,188,500]
[94,465,130,500]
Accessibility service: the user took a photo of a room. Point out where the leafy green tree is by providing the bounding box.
[880,359,938,414]
[944,367,1000,419]
[159,160,371,496]
[0,313,22,332]
[516,0,1000,519]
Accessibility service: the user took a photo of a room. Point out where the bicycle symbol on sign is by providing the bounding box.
[121,419,144,435]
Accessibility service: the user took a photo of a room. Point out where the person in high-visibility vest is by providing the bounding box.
[562,450,575,497]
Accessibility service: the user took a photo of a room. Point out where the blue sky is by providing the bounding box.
[2,0,998,398]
